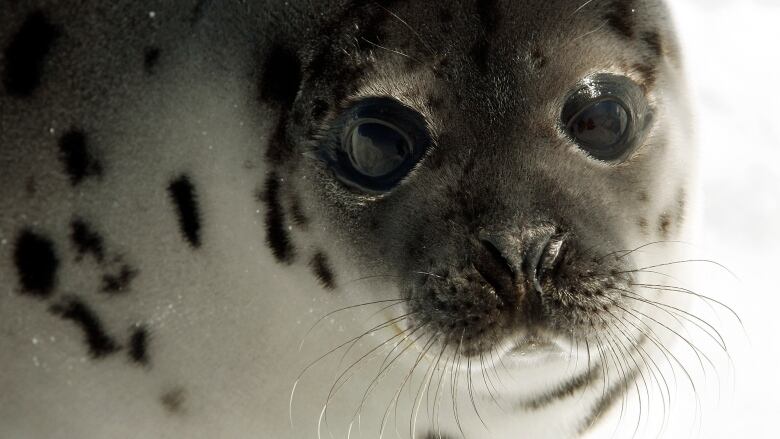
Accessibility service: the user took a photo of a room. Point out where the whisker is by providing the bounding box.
[377,327,431,439]
[323,323,419,437]
[411,333,443,438]
[621,259,738,280]
[596,240,692,262]
[299,298,408,351]
[352,322,429,425]
[375,3,437,56]
[466,354,489,431]
[611,310,673,435]
[570,19,609,43]
[631,283,744,329]
[568,0,597,18]
[619,304,705,434]
[291,312,415,425]
[359,37,423,64]
[620,289,728,353]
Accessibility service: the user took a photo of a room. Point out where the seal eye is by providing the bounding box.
[345,119,412,178]
[321,97,430,193]
[562,74,652,163]
[566,98,629,158]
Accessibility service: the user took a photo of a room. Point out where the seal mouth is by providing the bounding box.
[498,334,566,366]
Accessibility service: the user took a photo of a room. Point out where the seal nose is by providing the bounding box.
[476,228,568,300]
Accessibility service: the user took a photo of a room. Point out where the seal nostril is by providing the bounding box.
[540,234,566,273]
[472,239,517,302]
[530,233,568,293]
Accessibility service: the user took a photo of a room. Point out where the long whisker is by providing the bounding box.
[631,283,744,329]
[291,312,415,425]
[608,309,672,435]
[620,289,729,353]
[620,259,738,280]
[377,327,431,439]
[351,321,429,426]
[299,298,408,351]
[411,333,444,438]
[322,323,420,438]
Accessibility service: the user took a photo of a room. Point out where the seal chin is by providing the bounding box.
[501,334,572,367]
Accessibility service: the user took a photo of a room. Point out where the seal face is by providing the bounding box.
[0,0,702,438]
[265,0,697,435]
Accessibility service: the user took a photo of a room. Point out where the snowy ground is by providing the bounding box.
[668,1,780,437]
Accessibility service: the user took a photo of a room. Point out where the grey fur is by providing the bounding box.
[0,1,694,438]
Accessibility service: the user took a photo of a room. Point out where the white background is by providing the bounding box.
[670,0,780,437]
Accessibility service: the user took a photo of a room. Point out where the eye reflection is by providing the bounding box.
[568,99,628,150]
[347,120,411,178]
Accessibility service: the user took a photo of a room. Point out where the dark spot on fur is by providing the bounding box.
[59,129,103,186]
[520,367,601,410]
[14,230,58,298]
[658,214,672,238]
[128,325,150,366]
[160,387,187,415]
[143,46,160,74]
[638,191,648,203]
[260,45,302,109]
[259,174,295,263]
[579,365,640,434]
[423,432,455,439]
[633,63,657,90]
[310,251,336,290]
[290,195,309,227]
[531,47,548,70]
[306,50,331,85]
[101,263,138,294]
[642,32,664,59]
[168,175,202,248]
[676,188,687,224]
[265,115,293,165]
[50,298,120,358]
[604,0,637,39]
[637,217,648,232]
[3,10,61,97]
[674,188,688,227]
[70,218,105,262]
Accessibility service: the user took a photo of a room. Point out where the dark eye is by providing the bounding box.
[562,74,652,162]
[344,119,412,178]
[566,99,629,158]
[320,97,430,193]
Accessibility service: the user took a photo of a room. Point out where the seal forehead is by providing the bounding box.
[306,0,677,122]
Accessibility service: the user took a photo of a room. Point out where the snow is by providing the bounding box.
[669,1,780,437]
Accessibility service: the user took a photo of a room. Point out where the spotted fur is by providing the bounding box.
[0,1,700,438]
